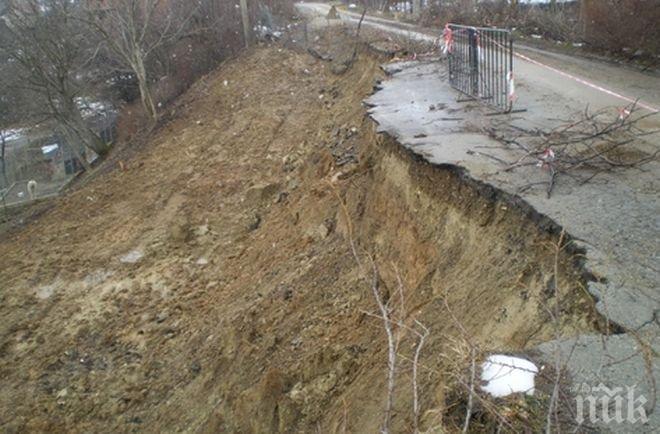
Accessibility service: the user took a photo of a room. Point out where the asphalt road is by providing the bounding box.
[296,2,660,119]
[297,5,660,430]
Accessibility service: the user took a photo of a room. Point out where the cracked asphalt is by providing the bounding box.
[297,3,660,432]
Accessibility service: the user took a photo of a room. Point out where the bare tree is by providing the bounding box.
[0,60,17,187]
[83,0,199,122]
[0,78,25,187]
[362,0,392,12]
[0,0,108,166]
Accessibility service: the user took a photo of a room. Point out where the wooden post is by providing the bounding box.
[240,0,250,48]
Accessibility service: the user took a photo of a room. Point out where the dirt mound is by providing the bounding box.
[0,33,599,433]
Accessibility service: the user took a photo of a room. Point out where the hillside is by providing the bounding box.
[0,32,600,433]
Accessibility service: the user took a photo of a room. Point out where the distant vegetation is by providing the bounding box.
[359,1,659,64]
[0,0,293,191]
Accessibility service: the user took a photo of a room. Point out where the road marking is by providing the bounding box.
[308,4,660,113]
[513,51,659,113]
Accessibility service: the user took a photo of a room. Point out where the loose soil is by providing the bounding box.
[0,30,600,433]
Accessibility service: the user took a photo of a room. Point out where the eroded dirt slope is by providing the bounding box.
[0,35,599,433]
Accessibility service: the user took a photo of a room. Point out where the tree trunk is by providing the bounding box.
[412,0,421,18]
[134,56,158,122]
[240,0,251,49]
[579,0,589,39]
[70,107,109,156]
[0,134,8,188]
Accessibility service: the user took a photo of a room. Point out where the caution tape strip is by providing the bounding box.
[512,50,659,113]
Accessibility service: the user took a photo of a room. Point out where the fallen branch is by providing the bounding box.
[412,319,429,434]
[483,101,659,198]
[462,348,477,434]
[367,256,397,434]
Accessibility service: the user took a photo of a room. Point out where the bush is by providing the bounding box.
[419,0,659,60]
[581,0,660,58]
[514,3,581,42]
[148,0,296,108]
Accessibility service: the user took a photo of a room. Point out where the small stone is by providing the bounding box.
[306,223,330,242]
[317,224,329,240]
[287,179,299,191]
[169,220,192,244]
[194,225,210,237]
[156,310,169,323]
[119,249,144,264]
[247,213,262,231]
[56,388,68,398]
[331,62,349,75]
[196,257,209,266]
[244,183,281,207]
[282,154,297,172]
[35,284,56,300]
[289,382,305,402]
[313,372,337,395]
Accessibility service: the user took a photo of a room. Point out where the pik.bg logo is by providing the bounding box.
[574,383,648,425]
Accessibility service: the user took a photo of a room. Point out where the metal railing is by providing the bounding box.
[447,24,514,113]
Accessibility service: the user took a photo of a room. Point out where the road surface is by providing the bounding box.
[296,2,660,119]
[297,4,660,431]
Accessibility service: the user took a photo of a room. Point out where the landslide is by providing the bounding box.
[0,31,600,433]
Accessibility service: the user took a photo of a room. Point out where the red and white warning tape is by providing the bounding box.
[536,147,556,169]
[507,71,516,102]
[618,107,632,120]
[442,24,453,54]
[512,50,659,113]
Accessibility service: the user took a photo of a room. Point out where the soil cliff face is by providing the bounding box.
[299,133,599,433]
[0,37,598,433]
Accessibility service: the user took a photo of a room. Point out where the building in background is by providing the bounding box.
[0,101,117,204]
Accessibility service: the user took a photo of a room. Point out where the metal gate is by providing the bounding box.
[446,24,514,113]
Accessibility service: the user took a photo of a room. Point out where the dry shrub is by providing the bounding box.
[259,0,296,17]
[133,0,296,114]
[114,100,150,144]
[420,0,580,41]
[420,0,659,61]
[515,3,581,42]
[582,0,660,58]
[419,0,472,27]
[420,0,512,28]
[151,37,225,106]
